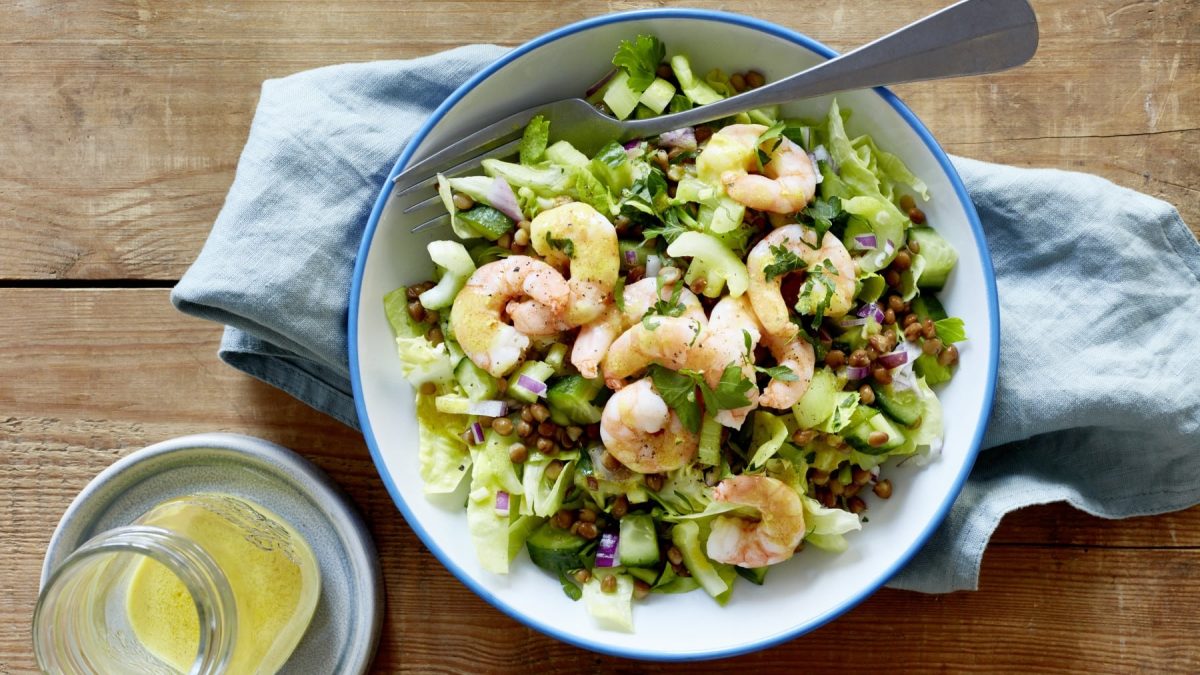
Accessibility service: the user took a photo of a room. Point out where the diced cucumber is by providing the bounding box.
[697,416,722,466]
[618,514,660,567]
[581,572,634,632]
[856,274,886,303]
[844,409,907,454]
[619,239,652,271]
[383,287,429,338]
[908,227,957,289]
[545,140,589,168]
[792,367,840,429]
[457,205,515,241]
[434,394,471,415]
[873,383,923,427]
[545,375,603,425]
[526,521,589,575]
[602,70,645,121]
[633,103,658,119]
[544,342,569,374]
[698,195,745,235]
[625,566,659,585]
[455,358,499,402]
[671,521,728,598]
[638,77,677,114]
[670,55,724,106]
[910,294,949,321]
[417,271,466,310]
[915,354,953,386]
[666,231,749,298]
[428,240,476,277]
[508,361,555,404]
[735,566,768,586]
[668,94,693,113]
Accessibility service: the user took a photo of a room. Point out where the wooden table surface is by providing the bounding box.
[2,1,1197,672]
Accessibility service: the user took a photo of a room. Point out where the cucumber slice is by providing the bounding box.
[617,514,660,567]
[544,342,569,374]
[844,409,907,455]
[545,375,603,425]
[671,521,728,598]
[526,521,589,575]
[910,295,949,321]
[602,70,644,121]
[545,140,589,168]
[619,239,652,271]
[626,566,659,585]
[873,383,923,427]
[508,361,555,404]
[908,227,958,289]
[417,271,466,310]
[455,358,499,402]
[670,55,724,106]
[666,230,750,298]
[638,77,677,114]
[697,416,722,466]
[791,367,840,429]
[457,205,515,241]
[383,286,429,338]
[434,394,471,415]
[735,566,768,586]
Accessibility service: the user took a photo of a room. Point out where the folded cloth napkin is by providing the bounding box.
[172,45,1200,592]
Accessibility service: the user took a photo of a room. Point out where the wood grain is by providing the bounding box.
[0,0,1195,280]
[1,289,1198,672]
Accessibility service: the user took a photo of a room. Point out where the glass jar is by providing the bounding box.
[34,493,320,674]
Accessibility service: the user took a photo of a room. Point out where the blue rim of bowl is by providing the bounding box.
[349,8,999,662]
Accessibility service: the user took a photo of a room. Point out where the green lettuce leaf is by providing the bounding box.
[415,390,472,494]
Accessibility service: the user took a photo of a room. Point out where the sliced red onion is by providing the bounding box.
[853,234,878,250]
[839,316,867,329]
[846,365,871,380]
[595,531,619,568]
[623,139,641,150]
[817,327,833,344]
[856,303,885,324]
[877,350,909,370]
[884,239,896,257]
[468,422,485,445]
[585,69,616,98]
[516,374,547,397]
[488,176,524,223]
[494,490,510,515]
[624,249,638,266]
[645,255,662,278]
[467,400,508,417]
[658,127,697,151]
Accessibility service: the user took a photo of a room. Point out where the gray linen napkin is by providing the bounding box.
[171,45,1200,592]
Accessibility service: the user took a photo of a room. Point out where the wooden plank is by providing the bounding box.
[1,288,1198,671]
[0,0,1195,280]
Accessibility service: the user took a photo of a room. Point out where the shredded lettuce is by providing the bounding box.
[520,450,579,517]
[582,571,635,631]
[519,115,550,166]
[415,390,472,494]
[395,335,456,386]
[802,495,863,552]
[466,430,525,574]
[749,411,789,468]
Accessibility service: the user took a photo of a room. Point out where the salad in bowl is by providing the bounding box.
[381,34,966,633]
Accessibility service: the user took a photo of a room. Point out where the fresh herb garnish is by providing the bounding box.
[647,275,686,317]
[755,121,787,171]
[756,365,798,381]
[518,115,550,165]
[546,235,575,258]
[613,276,626,313]
[649,364,754,435]
[763,244,807,281]
[802,196,848,243]
[612,35,665,91]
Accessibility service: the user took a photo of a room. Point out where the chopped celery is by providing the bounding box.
[698,416,722,466]
[671,521,728,598]
[792,367,840,429]
[582,572,634,632]
[749,411,788,469]
[545,140,589,168]
[544,342,569,373]
[481,159,573,197]
[670,55,724,106]
[638,77,677,114]
[602,70,645,120]
[665,231,749,298]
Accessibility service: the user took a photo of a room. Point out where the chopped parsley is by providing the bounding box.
[802,196,848,243]
[546,235,575,258]
[647,275,686,317]
[518,115,550,165]
[755,121,787,171]
[613,276,626,313]
[756,365,799,381]
[763,244,807,281]
[611,35,665,92]
[649,364,755,435]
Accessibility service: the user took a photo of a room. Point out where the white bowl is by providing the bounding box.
[350,9,999,661]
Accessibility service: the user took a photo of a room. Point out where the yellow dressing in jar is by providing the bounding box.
[126,493,320,674]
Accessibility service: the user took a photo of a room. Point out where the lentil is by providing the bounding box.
[496,378,508,393]
[601,451,623,472]
[426,327,444,345]
[868,334,890,354]
[903,312,920,327]
[530,404,551,422]
[745,70,766,88]
[520,407,534,423]
[452,192,475,211]
[825,349,847,368]
[922,337,943,356]
[407,300,426,323]
[578,521,599,540]
[873,479,893,499]
[922,319,938,340]
[858,384,876,405]
[545,460,564,481]
[645,473,665,492]
[405,286,421,300]
[695,126,714,144]
[538,421,558,438]
[633,579,652,600]
[819,489,837,508]
[611,495,629,518]
[898,194,916,212]
[848,349,871,368]
[667,546,684,566]
[578,507,597,523]
[574,569,592,584]
[569,521,582,535]
[516,420,533,438]
[424,310,439,324]
[884,269,901,288]
[566,425,583,442]
[656,63,674,80]
[690,276,708,295]
[908,207,926,224]
[730,72,746,92]
[792,428,817,445]
[492,417,514,436]
[872,367,893,385]
[828,480,844,496]
[419,382,437,396]
[908,238,921,254]
[460,429,474,444]
[553,509,574,529]
[477,417,493,429]
[847,496,868,514]
[535,437,555,453]
[891,250,912,271]
[904,322,924,341]
[939,344,960,366]
[852,468,873,485]
[508,443,528,463]
[517,219,532,232]
[810,469,830,486]
[883,308,896,325]
[843,482,861,498]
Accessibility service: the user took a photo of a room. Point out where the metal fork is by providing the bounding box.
[397,0,1038,232]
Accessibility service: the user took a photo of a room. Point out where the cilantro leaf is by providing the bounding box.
[755,121,787,171]
[647,277,685,317]
[649,365,702,434]
[613,276,626,313]
[802,196,848,242]
[546,235,575,258]
[763,244,807,281]
[519,115,550,166]
[934,317,968,343]
[743,329,753,359]
[612,35,665,92]
[756,365,799,381]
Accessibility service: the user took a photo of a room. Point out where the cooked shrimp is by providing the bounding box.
[506,298,570,336]
[449,256,570,377]
[701,295,761,429]
[600,377,698,473]
[747,224,857,337]
[757,330,815,409]
[602,316,707,390]
[696,124,817,214]
[573,279,704,380]
[529,201,620,326]
[706,475,805,567]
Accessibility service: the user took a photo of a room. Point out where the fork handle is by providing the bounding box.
[622,0,1038,137]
